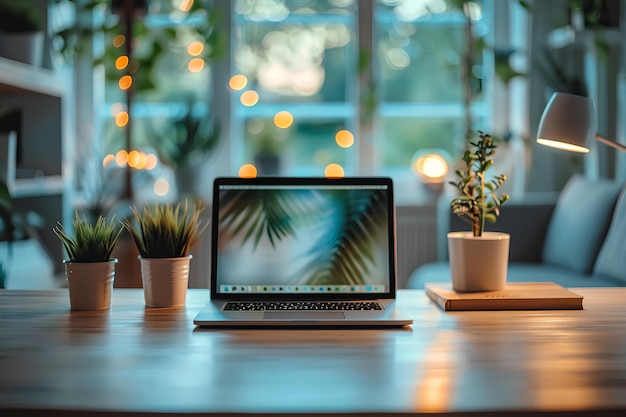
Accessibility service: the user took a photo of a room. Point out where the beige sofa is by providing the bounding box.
[407,175,626,289]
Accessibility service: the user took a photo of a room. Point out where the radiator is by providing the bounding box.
[395,206,438,288]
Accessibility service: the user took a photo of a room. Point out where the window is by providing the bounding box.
[374,1,491,174]
[229,0,498,186]
[85,0,526,203]
[230,0,359,177]
[92,0,221,202]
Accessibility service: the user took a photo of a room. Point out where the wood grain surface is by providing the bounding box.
[1,288,625,416]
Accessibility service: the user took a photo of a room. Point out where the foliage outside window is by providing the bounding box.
[70,0,507,201]
[231,0,493,180]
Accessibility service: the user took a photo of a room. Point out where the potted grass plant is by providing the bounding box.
[447,131,510,292]
[53,213,123,310]
[123,200,207,308]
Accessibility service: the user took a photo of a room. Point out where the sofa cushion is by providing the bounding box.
[593,186,626,285]
[542,174,621,274]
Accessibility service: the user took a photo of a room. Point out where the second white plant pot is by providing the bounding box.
[139,255,191,308]
[448,231,510,292]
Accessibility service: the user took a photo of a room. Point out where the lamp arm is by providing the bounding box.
[595,134,626,152]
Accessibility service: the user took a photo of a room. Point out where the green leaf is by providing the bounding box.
[297,190,387,285]
[448,130,508,230]
[53,212,123,262]
[122,201,207,258]
[484,213,497,223]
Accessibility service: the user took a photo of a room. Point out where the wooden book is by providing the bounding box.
[426,282,584,311]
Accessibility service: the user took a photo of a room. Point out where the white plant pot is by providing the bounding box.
[0,31,44,66]
[139,255,191,308]
[448,231,510,292]
[65,259,117,310]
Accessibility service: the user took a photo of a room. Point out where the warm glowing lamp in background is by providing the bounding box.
[410,150,450,189]
[537,92,626,153]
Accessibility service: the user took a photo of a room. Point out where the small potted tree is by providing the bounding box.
[123,200,207,308]
[447,131,510,292]
[53,213,123,310]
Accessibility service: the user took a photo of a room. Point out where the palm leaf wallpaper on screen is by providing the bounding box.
[219,189,318,248]
[218,188,388,286]
[297,189,387,285]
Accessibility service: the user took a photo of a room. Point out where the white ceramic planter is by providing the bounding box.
[448,231,510,292]
[139,255,191,308]
[65,259,117,310]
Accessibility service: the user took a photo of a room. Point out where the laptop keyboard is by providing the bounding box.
[223,301,383,311]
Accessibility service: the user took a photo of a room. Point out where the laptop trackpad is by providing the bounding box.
[263,311,345,320]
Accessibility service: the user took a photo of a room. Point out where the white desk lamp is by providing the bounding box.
[537,92,626,153]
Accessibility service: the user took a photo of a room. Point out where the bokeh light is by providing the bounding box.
[115,56,129,70]
[134,153,147,170]
[154,178,169,196]
[145,153,158,170]
[103,151,157,170]
[274,111,293,129]
[102,154,115,167]
[425,156,447,178]
[112,35,125,48]
[229,74,248,91]
[179,0,194,12]
[240,90,259,106]
[239,164,258,178]
[115,111,129,127]
[325,163,344,178]
[335,130,354,148]
[127,150,141,168]
[188,58,205,73]
[119,75,132,90]
[187,41,204,56]
[115,150,129,167]
[386,48,411,70]
[410,150,450,189]
[110,103,125,116]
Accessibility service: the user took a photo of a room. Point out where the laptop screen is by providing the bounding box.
[210,177,396,300]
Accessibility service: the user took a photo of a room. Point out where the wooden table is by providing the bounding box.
[1,288,626,416]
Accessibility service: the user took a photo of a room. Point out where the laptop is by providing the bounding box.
[193,176,413,327]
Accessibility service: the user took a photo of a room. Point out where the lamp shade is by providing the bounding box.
[536,92,596,153]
